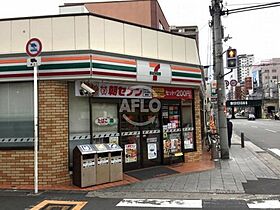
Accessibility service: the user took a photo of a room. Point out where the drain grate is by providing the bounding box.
[41,203,75,210]
[30,200,87,210]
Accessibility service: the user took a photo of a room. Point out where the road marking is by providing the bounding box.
[30,200,87,210]
[268,148,280,158]
[265,129,277,133]
[251,126,258,128]
[116,199,202,208]
[247,200,280,208]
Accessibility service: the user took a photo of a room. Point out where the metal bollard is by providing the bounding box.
[241,132,245,148]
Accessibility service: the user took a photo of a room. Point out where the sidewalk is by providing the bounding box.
[2,133,280,200]
[89,133,280,199]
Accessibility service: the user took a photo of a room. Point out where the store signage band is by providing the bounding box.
[75,81,192,100]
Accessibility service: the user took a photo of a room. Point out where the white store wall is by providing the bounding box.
[0,14,200,66]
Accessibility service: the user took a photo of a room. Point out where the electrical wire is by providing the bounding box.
[226,2,280,14]
[225,1,278,7]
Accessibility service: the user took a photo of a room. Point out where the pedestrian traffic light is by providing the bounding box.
[226,49,237,68]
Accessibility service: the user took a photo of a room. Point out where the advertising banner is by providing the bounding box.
[245,77,252,90]
[125,144,137,163]
[152,86,192,99]
[147,143,157,160]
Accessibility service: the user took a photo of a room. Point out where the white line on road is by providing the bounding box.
[265,129,277,133]
[247,200,280,208]
[116,199,202,208]
[268,148,280,158]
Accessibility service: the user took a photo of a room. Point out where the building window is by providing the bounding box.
[0,82,34,148]
[272,69,277,73]
[264,70,269,73]
[272,76,277,79]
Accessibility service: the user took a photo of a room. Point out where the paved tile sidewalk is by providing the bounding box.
[98,133,280,194]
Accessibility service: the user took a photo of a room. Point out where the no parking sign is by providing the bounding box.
[26,38,42,57]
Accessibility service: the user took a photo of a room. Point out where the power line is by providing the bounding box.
[223,2,280,15]
[225,1,278,7]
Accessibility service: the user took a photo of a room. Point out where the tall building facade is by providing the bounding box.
[237,54,254,83]
[251,58,280,117]
[60,0,170,31]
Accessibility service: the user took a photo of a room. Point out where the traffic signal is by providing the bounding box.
[226,49,237,68]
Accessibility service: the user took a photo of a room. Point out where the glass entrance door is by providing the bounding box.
[140,107,161,168]
[119,99,161,171]
[119,109,141,171]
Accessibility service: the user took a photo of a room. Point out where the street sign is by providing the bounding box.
[27,57,41,67]
[26,38,42,57]
[225,80,229,87]
[230,79,238,87]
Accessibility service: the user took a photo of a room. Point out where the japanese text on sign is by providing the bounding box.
[152,87,192,99]
[99,84,152,98]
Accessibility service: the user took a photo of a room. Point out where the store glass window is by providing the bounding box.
[0,82,34,148]
[69,82,90,168]
[92,103,118,133]
[69,82,90,135]
[182,100,195,150]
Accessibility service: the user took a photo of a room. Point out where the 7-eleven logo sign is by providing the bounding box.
[149,64,161,81]
[137,61,171,84]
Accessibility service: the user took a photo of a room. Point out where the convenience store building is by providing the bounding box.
[0,13,203,187]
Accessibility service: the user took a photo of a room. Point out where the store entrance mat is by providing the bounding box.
[125,166,179,180]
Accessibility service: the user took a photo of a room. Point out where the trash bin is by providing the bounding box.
[95,144,110,185]
[105,143,123,182]
[211,138,220,161]
[72,144,96,188]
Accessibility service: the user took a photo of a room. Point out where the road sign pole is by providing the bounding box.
[34,63,38,194]
[26,38,42,194]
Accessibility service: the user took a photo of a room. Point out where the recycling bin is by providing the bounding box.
[95,144,110,185]
[105,144,123,182]
[72,144,96,188]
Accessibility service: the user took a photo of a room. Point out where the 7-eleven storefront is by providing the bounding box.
[0,14,203,187]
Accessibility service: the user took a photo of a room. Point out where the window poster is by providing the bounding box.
[163,132,182,158]
[109,136,119,145]
[147,143,157,160]
[125,144,137,163]
[183,131,194,149]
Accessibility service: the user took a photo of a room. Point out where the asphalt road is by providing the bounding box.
[232,118,280,155]
[1,190,279,210]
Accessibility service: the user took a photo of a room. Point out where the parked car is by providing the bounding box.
[248,114,256,121]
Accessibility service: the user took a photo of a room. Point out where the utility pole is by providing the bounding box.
[210,0,229,159]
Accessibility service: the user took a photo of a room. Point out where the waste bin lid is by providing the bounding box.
[94,143,109,153]
[76,144,97,154]
[104,143,123,152]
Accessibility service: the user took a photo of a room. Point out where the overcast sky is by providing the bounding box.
[0,0,279,66]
